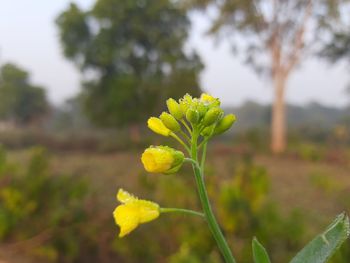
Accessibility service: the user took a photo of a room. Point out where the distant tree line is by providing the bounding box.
[0,63,49,126]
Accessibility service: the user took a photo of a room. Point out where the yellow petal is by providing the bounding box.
[200,93,220,106]
[200,93,216,103]
[141,147,173,173]
[147,117,171,136]
[117,189,137,204]
[137,200,160,223]
[113,204,139,238]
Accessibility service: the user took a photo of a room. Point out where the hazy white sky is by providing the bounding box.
[0,0,348,107]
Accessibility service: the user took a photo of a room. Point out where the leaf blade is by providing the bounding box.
[252,237,271,263]
[290,213,350,263]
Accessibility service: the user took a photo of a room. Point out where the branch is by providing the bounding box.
[284,0,313,75]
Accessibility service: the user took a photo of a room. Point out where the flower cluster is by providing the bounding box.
[113,93,236,237]
[149,93,236,139]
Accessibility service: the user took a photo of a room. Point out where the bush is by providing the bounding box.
[0,146,89,262]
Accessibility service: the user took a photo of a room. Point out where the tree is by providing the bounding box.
[320,14,350,106]
[0,63,49,125]
[56,0,202,128]
[185,0,347,153]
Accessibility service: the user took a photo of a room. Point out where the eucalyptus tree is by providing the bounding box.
[185,0,349,153]
[321,10,350,106]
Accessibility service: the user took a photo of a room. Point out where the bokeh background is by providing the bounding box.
[0,0,349,262]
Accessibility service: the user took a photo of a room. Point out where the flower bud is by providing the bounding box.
[166,98,183,120]
[160,112,181,132]
[147,117,171,136]
[213,114,236,135]
[197,103,208,119]
[141,146,184,174]
[201,125,215,137]
[202,107,223,127]
[186,108,200,124]
[179,94,193,114]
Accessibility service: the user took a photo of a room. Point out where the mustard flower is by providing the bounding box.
[141,146,184,174]
[113,189,160,237]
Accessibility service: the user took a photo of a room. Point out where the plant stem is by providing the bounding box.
[180,130,191,142]
[191,132,236,263]
[181,119,192,135]
[160,208,205,218]
[200,141,207,172]
[170,133,190,153]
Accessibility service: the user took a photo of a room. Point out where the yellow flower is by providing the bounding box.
[200,93,220,106]
[141,146,184,174]
[147,117,171,136]
[113,189,160,238]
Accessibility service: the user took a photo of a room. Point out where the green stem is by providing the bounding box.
[191,132,236,263]
[170,133,190,153]
[184,158,197,166]
[180,130,191,142]
[181,119,192,135]
[160,208,205,218]
[200,141,207,172]
[198,137,209,149]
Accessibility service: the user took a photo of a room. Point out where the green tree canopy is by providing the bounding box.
[320,12,350,102]
[56,0,203,127]
[0,63,49,125]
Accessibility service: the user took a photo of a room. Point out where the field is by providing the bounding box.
[1,142,349,262]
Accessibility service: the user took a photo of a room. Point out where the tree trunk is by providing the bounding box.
[271,73,287,154]
[129,123,141,143]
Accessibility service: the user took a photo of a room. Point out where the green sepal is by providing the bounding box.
[186,108,200,124]
[160,112,181,132]
[161,146,184,174]
[202,107,223,127]
[213,114,236,135]
[201,125,215,137]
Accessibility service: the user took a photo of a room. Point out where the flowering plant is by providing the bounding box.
[114,93,349,262]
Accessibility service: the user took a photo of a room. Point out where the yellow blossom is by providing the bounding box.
[141,146,184,174]
[147,117,171,136]
[200,93,220,106]
[113,189,160,237]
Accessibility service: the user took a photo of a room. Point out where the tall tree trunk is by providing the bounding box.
[271,73,287,154]
[129,123,141,144]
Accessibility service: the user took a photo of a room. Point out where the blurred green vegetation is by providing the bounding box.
[0,140,348,262]
[0,63,49,126]
[0,146,89,262]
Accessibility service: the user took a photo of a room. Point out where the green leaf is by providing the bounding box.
[290,213,350,263]
[252,237,271,263]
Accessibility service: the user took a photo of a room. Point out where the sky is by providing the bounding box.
[0,0,348,107]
